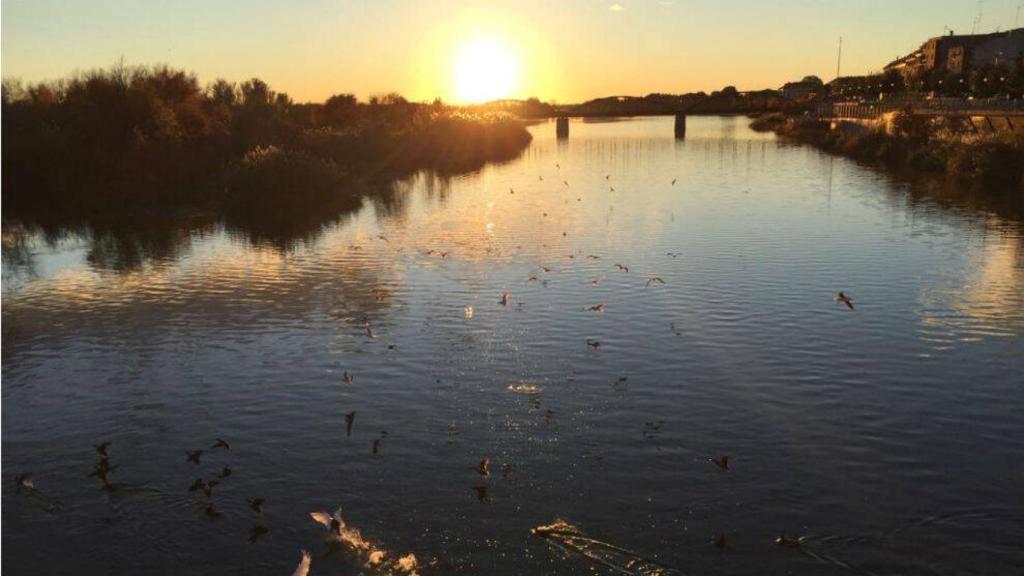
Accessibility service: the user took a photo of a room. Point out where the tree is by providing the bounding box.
[208,79,238,107]
[240,78,273,107]
[324,93,358,126]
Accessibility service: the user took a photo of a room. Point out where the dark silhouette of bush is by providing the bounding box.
[2,63,533,229]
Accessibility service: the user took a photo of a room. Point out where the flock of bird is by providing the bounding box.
[10,161,859,575]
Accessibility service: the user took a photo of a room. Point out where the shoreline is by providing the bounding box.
[749,111,1024,193]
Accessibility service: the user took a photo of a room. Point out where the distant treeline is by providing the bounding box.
[1,64,532,227]
[563,86,801,117]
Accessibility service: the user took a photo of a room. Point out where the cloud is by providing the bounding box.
[609,3,624,11]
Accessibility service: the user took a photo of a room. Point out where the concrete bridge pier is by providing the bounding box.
[556,117,569,139]
[674,114,687,138]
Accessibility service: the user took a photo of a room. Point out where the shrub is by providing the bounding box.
[749,112,786,132]
[948,140,1024,188]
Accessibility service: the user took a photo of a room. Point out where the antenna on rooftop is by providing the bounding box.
[971,0,984,34]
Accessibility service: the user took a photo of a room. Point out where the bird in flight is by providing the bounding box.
[189,477,219,497]
[14,473,34,492]
[613,263,629,272]
[474,457,491,478]
[292,550,312,576]
[212,438,230,450]
[310,507,345,536]
[646,277,665,287]
[834,292,854,310]
[247,497,265,514]
[776,535,805,548]
[710,455,730,471]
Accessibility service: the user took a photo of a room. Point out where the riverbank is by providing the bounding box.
[1,65,532,235]
[750,111,1024,191]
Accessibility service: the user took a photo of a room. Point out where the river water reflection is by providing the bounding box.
[3,116,1023,575]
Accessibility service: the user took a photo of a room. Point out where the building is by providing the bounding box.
[885,28,1024,79]
[779,76,823,100]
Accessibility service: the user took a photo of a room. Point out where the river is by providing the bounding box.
[3,116,1022,575]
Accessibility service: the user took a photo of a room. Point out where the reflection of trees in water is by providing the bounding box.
[3,218,212,275]
[85,224,205,271]
[3,168,473,275]
[868,167,1024,236]
[2,225,36,271]
[2,175,427,272]
[2,217,403,360]
[223,191,364,252]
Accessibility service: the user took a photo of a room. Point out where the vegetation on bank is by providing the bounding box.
[750,111,1024,190]
[1,64,533,226]
[566,86,800,117]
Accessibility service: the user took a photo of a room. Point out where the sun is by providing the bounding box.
[452,36,520,103]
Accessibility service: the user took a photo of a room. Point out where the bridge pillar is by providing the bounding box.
[674,114,687,138]
[556,117,569,139]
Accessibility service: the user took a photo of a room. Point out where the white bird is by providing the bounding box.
[291,550,311,576]
[310,506,345,535]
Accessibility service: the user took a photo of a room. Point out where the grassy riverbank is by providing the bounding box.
[751,111,1024,191]
[2,65,532,229]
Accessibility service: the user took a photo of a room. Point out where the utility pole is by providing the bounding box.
[836,36,843,80]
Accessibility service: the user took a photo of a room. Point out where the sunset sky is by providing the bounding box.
[3,0,1022,103]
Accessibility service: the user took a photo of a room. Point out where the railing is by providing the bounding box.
[816,96,1024,119]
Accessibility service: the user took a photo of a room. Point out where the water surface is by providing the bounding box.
[4,116,1023,575]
